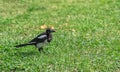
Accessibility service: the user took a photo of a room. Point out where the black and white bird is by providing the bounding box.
[14,28,55,51]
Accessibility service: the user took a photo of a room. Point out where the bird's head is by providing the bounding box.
[46,28,55,34]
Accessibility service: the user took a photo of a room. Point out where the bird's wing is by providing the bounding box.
[29,33,47,43]
[38,35,47,39]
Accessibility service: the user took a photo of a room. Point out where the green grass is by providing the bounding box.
[0,0,120,72]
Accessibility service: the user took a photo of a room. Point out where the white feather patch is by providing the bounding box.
[38,35,47,39]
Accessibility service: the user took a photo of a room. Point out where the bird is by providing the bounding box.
[14,28,55,51]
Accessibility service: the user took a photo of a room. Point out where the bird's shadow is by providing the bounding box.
[14,49,48,57]
[14,50,38,57]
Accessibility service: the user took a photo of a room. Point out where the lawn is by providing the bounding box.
[0,0,120,72]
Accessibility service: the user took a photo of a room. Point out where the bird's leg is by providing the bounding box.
[38,48,46,53]
[38,47,43,52]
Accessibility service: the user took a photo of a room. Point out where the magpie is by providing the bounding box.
[14,28,55,51]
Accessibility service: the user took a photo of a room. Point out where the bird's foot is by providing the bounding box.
[38,48,46,53]
[38,48,43,51]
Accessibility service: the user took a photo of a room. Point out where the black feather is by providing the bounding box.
[14,43,36,48]
[29,32,47,43]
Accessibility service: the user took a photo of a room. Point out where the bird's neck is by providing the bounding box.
[46,33,52,42]
[46,33,51,36]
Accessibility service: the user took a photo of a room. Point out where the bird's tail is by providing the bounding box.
[14,43,34,48]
